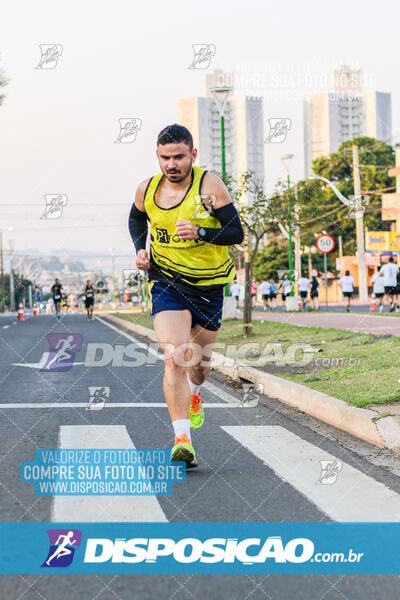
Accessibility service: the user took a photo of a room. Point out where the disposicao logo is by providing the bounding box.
[41,333,82,372]
[83,536,314,565]
[42,529,82,568]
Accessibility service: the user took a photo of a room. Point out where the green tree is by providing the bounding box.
[309,137,394,255]
[252,243,289,282]
[233,173,293,335]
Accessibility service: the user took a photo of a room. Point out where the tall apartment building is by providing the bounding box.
[178,70,264,190]
[304,65,392,176]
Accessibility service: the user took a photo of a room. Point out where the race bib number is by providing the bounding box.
[54,294,61,300]
[86,292,93,298]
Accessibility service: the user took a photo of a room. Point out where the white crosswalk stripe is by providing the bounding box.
[222,425,400,522]
[51,425,167,522]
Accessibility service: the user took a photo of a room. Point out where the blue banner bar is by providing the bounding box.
[0,523,399,574]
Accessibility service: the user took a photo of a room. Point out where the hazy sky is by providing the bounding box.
[0,0,399,258]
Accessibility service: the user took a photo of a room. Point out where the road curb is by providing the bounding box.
[100,313,400,452]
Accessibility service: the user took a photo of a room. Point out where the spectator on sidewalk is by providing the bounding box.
[310,275,320,311]
[371,266,385,312]
[380,257,399,312]
[258,280,270,311]
[230,279,240,308]
[395,268,400,312]
[269,280,277,309]
[297,272,310,310]
[339,270,354,312]
[279,277,292,305]
[250,281,257,307]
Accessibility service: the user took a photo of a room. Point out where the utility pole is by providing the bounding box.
[8,241,15,312]
[352,145,368,302]
[110,248,116,306]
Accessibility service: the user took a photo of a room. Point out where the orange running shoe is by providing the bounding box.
[171,434,197,468]
[190,392,205,429]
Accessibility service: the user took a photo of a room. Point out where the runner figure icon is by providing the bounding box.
[45,531,77,566]
[45,335,77,370]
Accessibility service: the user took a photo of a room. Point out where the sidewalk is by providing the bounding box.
[240,310,400,336]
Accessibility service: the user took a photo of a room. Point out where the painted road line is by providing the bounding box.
[0,402,245,409]
[222,425,400,522]
[202,380,243,405]
[95,316,157,353]
[52,425,167,522]
[12,352,85,369]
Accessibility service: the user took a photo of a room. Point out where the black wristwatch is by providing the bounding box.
[198,227,206,240]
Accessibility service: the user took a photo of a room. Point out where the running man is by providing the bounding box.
[395,267,400,312]
[45,531,77,566]
[258,280,270,310]
[129,124,243,467]
[297,272,310,310]
[371,266,385,312]
[279,276,292,305]
[269,279,277,309]
[310,275,320,310]
[339,270,354,312]
[230,279,240,309]
[83,279,96,320]
[380,256,399,312]
[51,278,63,319]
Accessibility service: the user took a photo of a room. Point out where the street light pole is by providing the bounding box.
[109,248,115,306]
[210,85,232,298]
[287,173,294,296]
[294,187,301,282]
[280,154,294,296]
[352,145,368,302]
[209,85,232,180]
[309,166,368,302]
[220,113,226,177]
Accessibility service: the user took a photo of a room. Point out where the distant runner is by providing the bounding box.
[371,266,385,312]
[83,280,96,321]
[339,270,354,312]
[380,257,399,313]
[51,278,63,320]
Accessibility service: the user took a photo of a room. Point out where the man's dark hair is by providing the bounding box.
[345,270,350,276]
[157,124,193,151]
[389,256,394,262]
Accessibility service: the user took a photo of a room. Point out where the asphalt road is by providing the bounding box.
[1,313,400,599]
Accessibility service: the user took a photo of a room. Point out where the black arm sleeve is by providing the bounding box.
[200,203,244,246]
[128,203,149,251]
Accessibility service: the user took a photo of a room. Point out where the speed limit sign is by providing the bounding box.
[316,234,335,254]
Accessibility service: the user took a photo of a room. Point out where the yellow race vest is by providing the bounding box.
[144,166,235,291]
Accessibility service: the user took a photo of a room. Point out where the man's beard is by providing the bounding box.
[165,163,192,183]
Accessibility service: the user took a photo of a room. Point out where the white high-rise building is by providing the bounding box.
[178,70,264,188]
[304,65,392,176]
